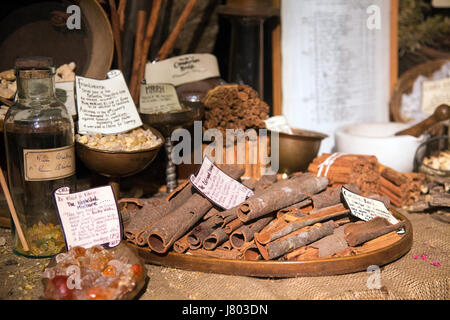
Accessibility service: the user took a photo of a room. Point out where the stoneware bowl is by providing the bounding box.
[335,122,426,172]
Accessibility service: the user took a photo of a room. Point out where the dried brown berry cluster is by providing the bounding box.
[201,84,269,133]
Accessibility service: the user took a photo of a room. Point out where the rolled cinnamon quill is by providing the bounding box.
[147,165,244,253]
[237,173,328,223]
[187,215,223,249]
[230,215,274,249]
[256,220,335,260]
[344,217,405,247]
[255,203,349,245]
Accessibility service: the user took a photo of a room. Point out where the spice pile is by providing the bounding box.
[15,222,65,257]
[76,127,162,152]
[201,84,269,133]
[121,169,405,262]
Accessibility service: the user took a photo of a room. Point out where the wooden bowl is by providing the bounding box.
[76,127,164,178]
[0,0,113,79]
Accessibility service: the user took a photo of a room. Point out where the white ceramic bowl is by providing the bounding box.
[335,122,426,172]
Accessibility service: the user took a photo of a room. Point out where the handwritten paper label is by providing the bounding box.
[139,83,182,114]
[341,187,399,225]
[55,81,77,116]
[422,77,450,115]
[264,115,293,134]
[75,70,143,135]
[53,185,122,250]
[145,53,220,86]
[24,145,75,181]
[190,157,254,210]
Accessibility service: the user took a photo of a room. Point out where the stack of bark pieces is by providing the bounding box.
[120,169,404,262]
[307,153,380,196]
[201,84,269,134]
[379,166,425,207]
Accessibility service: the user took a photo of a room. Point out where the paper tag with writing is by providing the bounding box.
[75,70,143,135]
[24,145,75,181]
[145,53,220,86]
[55,81,77,116]
[341,187,399,225]
[421,77,450,115]
[264,115,293,134]
[190,157,254,210]
[139,83,182,114]
[53,185,122,250]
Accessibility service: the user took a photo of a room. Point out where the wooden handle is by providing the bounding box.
[0,168,29,251]
[394,104,450,137]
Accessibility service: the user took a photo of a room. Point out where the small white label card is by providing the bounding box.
[139,83,182,114]
[55,81,77,116]
[264,115,293,134]
[190,157,254,210]
[421,77,450,115]
[53,185,122,250]
[145,53,220,86]
[341,187,399,225]
[75,70,143,135]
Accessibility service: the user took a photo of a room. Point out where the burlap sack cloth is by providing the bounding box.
[141,209,449,300]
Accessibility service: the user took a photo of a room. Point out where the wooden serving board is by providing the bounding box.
[130,209,413,277]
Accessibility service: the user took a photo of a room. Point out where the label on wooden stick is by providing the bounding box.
[53,185,122,250]
[190,157,254,210]
[341,187,399,225]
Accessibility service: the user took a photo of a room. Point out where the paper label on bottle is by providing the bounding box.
[23,145,75,181]
[139,83,183,114]
[53,185,122,250]
[75,70,143,135]
[190,157,254,210]
[421,77,450,115]
[55,81,77,116]
[341,187,399,225]
[145,53,220,87]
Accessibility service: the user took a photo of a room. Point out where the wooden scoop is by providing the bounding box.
[394,104,450,137]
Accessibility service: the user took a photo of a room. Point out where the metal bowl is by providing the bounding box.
[274,128,328,174]
[76,126,164,178]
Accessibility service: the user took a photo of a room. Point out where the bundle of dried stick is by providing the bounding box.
[379,166,425,207]
[121,171,404,261]
[405,174,450,213]
[307,153,380,196]
[201,84,269,134]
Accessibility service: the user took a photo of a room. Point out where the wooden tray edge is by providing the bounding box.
[130,209,413,277]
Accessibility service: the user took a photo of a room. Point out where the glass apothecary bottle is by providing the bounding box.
[3,57,76,258]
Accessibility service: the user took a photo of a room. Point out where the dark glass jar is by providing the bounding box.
[3,57,76,258]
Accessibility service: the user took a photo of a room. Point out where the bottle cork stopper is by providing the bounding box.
[15,56,53,68]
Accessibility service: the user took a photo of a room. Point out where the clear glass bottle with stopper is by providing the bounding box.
[3,57,76,258]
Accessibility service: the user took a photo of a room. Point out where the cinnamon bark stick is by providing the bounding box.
[308,225,348,257]
[129,10,147,103]
[280,245,319,261]
[187,215,223,249]
[240,241,262,261]
[230,215,274,249]
[173,232,190,253]
[157,0,198,60]
[344,217,405,247]
[310,183,360,209]
[108,0,123,70]
[202,227,228,250]
[147,165,244,253]
[224,218,243,234]
[255,203,348,245]
[256,220,335,260]
[237,173,328,223]
[134,0,162,102]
